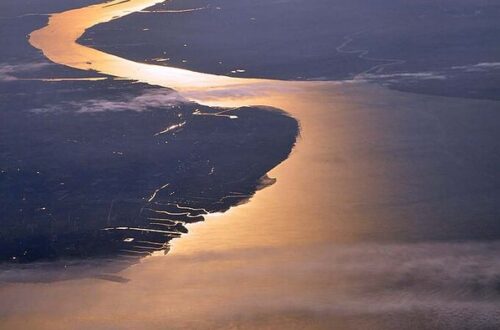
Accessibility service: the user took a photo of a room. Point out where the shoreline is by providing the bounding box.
[28,0,276,93]
[28,0,319,257]
[26,0,500,255]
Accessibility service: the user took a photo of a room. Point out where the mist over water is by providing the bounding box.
[1,241,499,329]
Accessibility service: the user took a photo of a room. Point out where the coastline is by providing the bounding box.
[27,0,328,253]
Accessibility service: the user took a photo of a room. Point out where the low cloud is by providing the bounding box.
[75,89,188,113]
[359,71,447,82]
[32,89,189,114]
[0,62,51,81]
[1,240,499,329]
[452,62,500,72]
[359,62,500,84]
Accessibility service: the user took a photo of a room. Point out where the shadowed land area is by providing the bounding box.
[0,77,298,264]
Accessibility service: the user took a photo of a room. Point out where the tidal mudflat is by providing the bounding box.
[1,0,500,329]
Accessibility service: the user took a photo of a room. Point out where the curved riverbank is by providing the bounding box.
[27,0,500,253]
[29,0,271,92]
[28,0,334,252]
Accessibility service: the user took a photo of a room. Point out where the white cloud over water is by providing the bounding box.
[75,89,188,113]
[32,89,189,114]
[359,62,500,84]
[1,241,499,329]
[451,62,500,72]
[359,71,447,81]
[0,62,51,81]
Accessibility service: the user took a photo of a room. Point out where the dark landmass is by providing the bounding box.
[81,0,500,100]
[0,0,299,265]
[0,78,298,263]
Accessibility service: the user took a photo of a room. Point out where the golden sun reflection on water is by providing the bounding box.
[29,0,262,90]
[29,0,384,255]
[171,83,394,255]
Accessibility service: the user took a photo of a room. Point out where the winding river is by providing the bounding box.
[28,0,497,254]
[29,0,362,253]
[30,0,478,255]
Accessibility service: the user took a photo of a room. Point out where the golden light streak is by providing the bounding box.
[27,0,377,256]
